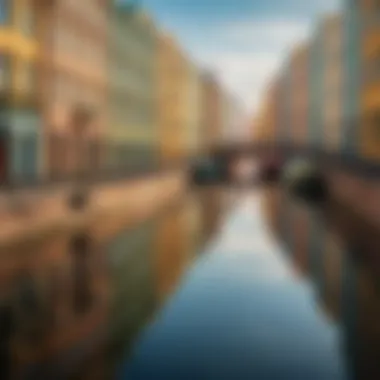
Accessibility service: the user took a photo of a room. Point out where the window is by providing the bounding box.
[0,0,9,25]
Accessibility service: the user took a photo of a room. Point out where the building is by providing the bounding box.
[288,43,310,148]
[158,34,189,165]
[108,4,158,172]
[184,61,202,159]
[37,0,109,178]
[346,0,380,161]
[221,93,245,144]
[342,0,361,156]
[252,76,283,149]
[0,0,40,183]
[200,72,223,152]
[322,15,343,153]
[309,21,325,149]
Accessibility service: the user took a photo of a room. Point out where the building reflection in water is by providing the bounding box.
[0,190,222,380]
[262,186,380,380]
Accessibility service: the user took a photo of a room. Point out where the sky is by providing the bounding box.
[143,0,341,118]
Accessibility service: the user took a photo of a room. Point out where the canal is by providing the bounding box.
[1,186,380,379]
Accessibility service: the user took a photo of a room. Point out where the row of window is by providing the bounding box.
[53,71,101,106]
[110,47,155,78]
[63,0,107,34]
[110,109,155,127]
[53,22,107,68]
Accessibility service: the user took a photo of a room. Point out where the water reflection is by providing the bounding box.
[1,185,380,379]
[0,190,223,379]
[264,186,380,380]
[120,193,346,380]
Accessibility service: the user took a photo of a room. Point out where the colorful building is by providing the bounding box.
[157,33,189,164]
[184,61,202,159]
[252,76,283,149]
[38,0,109,178]
[0,0,40,182]
[108,4,158,172]
[342,0,361,156]
[349,0,380,161]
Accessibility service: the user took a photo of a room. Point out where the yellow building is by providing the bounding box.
[0,0,40,181]
[0,0,38,95]
[356,0,380,160]
[157,33,191,165]
[184,61,202,158]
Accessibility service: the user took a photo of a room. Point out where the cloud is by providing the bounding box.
[191,19,312,113]
[221,20,311,50]
[202,52,281,110]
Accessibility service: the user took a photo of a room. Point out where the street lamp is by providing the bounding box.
[68,104,95,210]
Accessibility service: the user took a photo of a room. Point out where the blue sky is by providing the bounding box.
[143,0,341,115]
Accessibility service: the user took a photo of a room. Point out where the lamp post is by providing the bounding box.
[69,104,94,210]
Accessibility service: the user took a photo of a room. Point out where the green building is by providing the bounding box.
[108,1,157,171]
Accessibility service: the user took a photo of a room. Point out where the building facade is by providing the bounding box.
[221,93,245,144]
[157,33,189,164]
[342,0,361,155]
[0,0,40,183]
[184,61,202,158]
[37,0,109,178]
[309,21,325,148]
[200,72,223,151]
[289,43,310,148]
[322,15,343,153]
[253,76,283,149]
[108,4,158,172]
[348,0,380,161]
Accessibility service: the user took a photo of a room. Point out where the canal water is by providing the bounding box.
[1,187,380,379]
